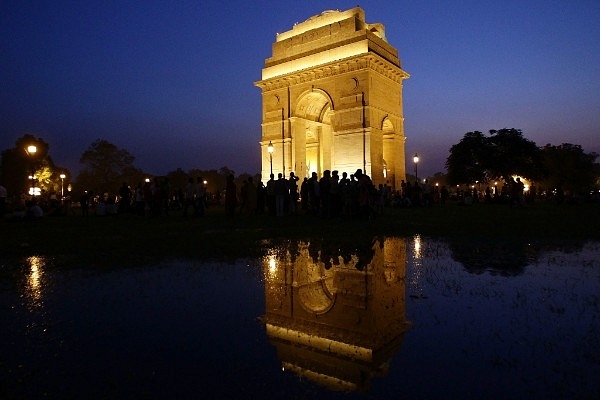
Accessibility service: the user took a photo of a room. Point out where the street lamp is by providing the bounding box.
[413,153,419,184]
[267,141,274,175]
[60,174,66,198]
[26,145,37,195]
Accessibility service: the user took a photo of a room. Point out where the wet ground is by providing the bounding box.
[1,237,599,399]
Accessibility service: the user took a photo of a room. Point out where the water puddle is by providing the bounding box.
[1,237,599,398]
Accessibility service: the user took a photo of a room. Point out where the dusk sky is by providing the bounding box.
[2,1,599,178]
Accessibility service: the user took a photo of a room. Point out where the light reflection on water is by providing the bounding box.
[0,237,599,399]
[24,255,46,310]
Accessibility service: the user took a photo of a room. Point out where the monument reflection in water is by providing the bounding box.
[261,238,410,392]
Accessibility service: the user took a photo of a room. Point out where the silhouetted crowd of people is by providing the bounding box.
[232,169,385,219]
[2,169,598,222]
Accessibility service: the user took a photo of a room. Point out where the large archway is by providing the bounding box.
[292,90,333,179]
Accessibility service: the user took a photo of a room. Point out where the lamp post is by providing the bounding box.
[413,153,419,184]
[268,141,274,175]
[26,145,37,195]
[60,174,66,198]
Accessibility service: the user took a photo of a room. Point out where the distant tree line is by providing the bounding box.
[0,136,259,204]
[1,129,598,205]
[445,128,599,196]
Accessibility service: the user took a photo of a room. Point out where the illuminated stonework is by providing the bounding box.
[255,7,409,188]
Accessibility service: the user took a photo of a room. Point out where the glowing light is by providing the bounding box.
[27,145,37,154]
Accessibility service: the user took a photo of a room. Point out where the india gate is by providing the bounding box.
[255,7,409,189]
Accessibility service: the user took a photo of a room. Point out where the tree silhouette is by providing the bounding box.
[446,128,543,185]
[77,139,140,194]
[540,143,599,195]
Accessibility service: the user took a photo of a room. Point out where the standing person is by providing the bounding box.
[275,173,287,217]
[509,177,522,207]
[340,172,352,217]
[516,177,526,206]
[422,179,432,207]
[440,185,449,206]
[308,172,320,216]
[245,177,257,214]
[80,191,92,216]
[238,179,249,214]
[287,172,299,215]
[355,169,373,218]
[150,177,161,216]
[329,170,340,217]
[135,182,145,216]
[183,177,196,217]
[225,174,237,217]
[256,181,266,214]
[319,170,332,218]
[266,174,276,216]
[375,184,385,214]
[300,177,309,212]
[119,182,131,213]
[0,183,7,217]
[195,177,205,216]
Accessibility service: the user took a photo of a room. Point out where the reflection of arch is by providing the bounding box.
[262,238,410,392]
[296,263,336,314]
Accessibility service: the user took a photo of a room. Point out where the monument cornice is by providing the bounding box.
[255,53,409,92]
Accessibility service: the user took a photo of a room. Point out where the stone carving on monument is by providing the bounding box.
[255,7,410,189]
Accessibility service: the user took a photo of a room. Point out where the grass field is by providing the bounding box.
[1,200,599,268]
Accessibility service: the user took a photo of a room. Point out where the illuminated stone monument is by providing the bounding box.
[255,7,409,189]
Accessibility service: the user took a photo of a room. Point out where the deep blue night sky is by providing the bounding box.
[2,0,599,178]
